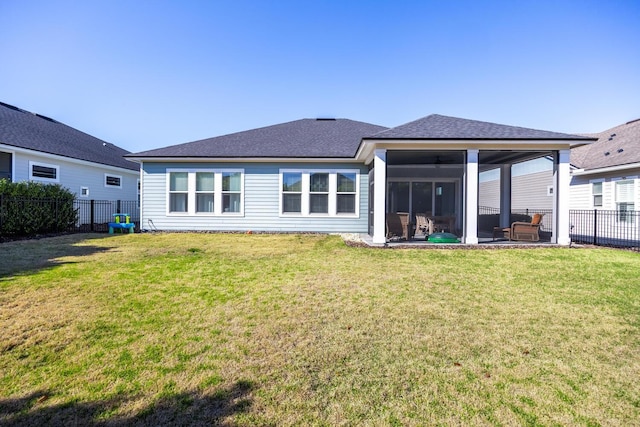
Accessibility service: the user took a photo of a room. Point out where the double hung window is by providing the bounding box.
[614,178,635,223]
[591,180,603,208]
[280,169,359,216]
[167,169,243,215]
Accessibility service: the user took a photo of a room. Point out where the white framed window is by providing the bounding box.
[80,186,89,197]
[546,185,554,197]
[105,174,122,188]
[166,168,244,216]
[590,179,604,208]
[282,171,302,213]
[613,177,636,224]
[196,172,215,213]
[279,169,359,217]
[29,161,59,182]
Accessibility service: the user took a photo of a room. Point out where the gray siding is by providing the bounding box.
[11,149,139,201]
[479,170,553,210]
[570,169,640,210]
[141,162,369,233]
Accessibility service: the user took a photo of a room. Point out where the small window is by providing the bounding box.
[29,161,59,182]
[105,174,122,188]
[546,185,554,197]
[80,186,89,197]
[282,172,302,213]
[592,181,603,207]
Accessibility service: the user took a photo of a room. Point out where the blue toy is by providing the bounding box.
[108,213,135,234]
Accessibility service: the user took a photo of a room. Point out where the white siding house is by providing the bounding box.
[0,101,140,224]
[570,118,640,243]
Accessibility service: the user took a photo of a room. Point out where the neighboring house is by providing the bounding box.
[570,118,640,241]
[127,115,595,245]
[0,101,140,222]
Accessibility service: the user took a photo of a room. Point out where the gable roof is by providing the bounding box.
[368,114,593,141]
[128,118,388,159]
[0,101,138,171]
[571,118,640,171]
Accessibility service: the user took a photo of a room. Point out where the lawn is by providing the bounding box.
[0,233,639,426]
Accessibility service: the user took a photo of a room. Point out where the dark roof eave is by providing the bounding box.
[363,136,598,141]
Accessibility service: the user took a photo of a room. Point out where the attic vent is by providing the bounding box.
[617,148,624,153]
[316,118,336,121]
[604,151,610,156]
[626,118,640,125]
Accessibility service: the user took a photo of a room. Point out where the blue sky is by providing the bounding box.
[1,0,639,153]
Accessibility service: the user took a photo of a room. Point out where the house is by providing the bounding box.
[127,114,595,245]
[0,101,140,222]
[569,118,640,241]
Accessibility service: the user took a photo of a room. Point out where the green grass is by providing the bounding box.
[1,233,639,426]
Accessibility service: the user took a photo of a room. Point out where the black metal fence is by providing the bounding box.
[570,209,640,249]
[0,197,140,236]
[74,199,140,232]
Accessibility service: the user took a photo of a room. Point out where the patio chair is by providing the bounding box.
[497,213,544,242]
[415,213,434,236]
[386,212,411,240]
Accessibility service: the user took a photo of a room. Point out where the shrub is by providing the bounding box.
[0,179,78,236]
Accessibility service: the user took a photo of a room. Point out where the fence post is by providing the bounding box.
[90,200,95,232]
[593,209,597,246]
[117,200,121,214]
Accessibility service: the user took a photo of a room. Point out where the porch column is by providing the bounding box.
[499,164,512,227]
[465,149,479,244]
[372,149,387,244]
[554,149,571,245]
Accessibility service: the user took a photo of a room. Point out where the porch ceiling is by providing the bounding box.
[385,150,553,168]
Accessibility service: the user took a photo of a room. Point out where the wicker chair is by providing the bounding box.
[498,213,544,242]
[386,212,411,240]
[415,213,434,236]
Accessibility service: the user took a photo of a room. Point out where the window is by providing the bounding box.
[337,172,357,214]
[169,172,189,213]
[615,178,635,223]
[80,186,89,197]
[29,161,59,182]
[591,180,603,207]
[105,174,122,188]
[280,169,359,216]
[282,172,302,213]
[310,172,329,214]
[196,172,215,213]
[166,169,243,215]
[222,172,242,213]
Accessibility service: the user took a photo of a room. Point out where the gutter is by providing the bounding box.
[571,162,640,176]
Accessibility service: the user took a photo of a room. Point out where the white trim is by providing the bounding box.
[80,186,90,197]
[127,156,357,164]
[29,160,59,183]
[104,173,123,188]
[166,168,245,217]
[571,162,640,176]
[278,168,360,217]
[1,143,139,175]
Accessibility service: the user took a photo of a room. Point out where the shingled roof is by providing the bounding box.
[369,114,593,141]
[571,118,640,171]
[0,102,138,171]
[129,118,388,159]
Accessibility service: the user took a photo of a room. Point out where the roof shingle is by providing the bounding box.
[0,102,138,171]
[369,114,593,140]
[571,118,640,170]
[129,118,388,159]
